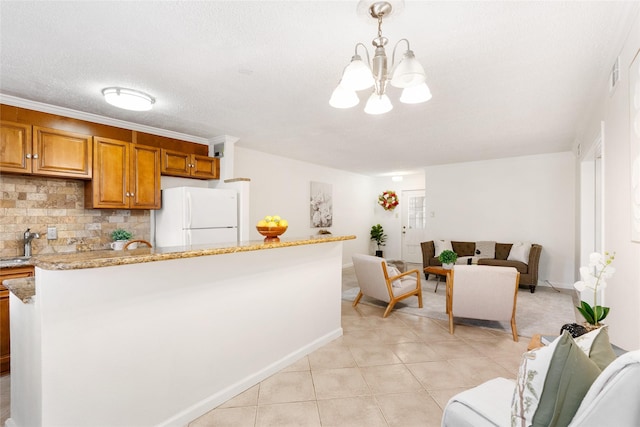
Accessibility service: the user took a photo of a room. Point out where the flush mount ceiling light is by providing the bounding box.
[101,87,156,111]
[329,1,432,115]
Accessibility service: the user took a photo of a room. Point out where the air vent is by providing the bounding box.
[610,56,620,93]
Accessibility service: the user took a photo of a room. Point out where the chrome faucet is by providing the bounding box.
[23,228,40,257]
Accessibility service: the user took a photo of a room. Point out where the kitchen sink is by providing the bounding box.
[0,256,32,268]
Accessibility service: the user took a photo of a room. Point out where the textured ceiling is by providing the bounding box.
[0,1,636,176]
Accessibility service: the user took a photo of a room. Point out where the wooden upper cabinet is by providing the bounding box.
[0,122,92,178]
[161,148,219,180]
[32,126,92,178]
[86,137,160,209]
[191,154,219,179]
[0,120,32,173]
[129,144,161,209]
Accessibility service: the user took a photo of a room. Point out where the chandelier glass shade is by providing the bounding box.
[330,1,431,114]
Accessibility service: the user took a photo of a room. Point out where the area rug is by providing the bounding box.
[342,268,578,338]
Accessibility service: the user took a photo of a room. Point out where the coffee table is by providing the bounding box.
[424,265,453,293]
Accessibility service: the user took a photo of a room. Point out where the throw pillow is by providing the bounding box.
[474,241,496,259]
[386,265,402,287]
[511,334,561,426]
[574,326,617,370]
[531,333,602,427]
[434,240,453,257]
[507,241,531,263]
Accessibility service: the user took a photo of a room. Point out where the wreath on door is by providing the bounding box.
[378,190,399,211]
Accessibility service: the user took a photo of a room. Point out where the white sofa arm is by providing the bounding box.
[441,377,514,427]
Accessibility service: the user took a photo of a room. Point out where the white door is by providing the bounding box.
[401,190,427,263]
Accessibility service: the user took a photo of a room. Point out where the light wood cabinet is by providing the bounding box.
[0,120,31,173]
[0,121,92,178]
[1,265,35,375]
[85,137,161,209]
[161,148,219,179]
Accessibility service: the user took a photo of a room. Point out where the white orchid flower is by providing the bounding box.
[574,281,586,292]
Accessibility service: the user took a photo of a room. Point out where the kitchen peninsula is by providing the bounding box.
[6,234,354,427]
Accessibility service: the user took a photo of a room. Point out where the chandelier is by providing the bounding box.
[329,1,431,115]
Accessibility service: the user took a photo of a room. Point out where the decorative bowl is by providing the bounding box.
[256,226,288,243]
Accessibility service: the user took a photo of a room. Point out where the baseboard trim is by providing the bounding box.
[158,327,343,427]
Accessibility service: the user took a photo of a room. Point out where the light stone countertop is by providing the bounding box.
[3,276,35,303]
[31,234,356,271]
[4,235,356,303]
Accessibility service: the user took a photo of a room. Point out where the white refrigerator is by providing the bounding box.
[154,187,238,247]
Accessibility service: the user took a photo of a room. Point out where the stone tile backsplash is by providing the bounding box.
[0,175,150,258]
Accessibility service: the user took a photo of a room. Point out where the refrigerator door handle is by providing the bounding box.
[186,191,192,229]
[187,229,191,246]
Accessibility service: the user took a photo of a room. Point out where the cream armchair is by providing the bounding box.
[447,265,520,341]
[351,254,423,318]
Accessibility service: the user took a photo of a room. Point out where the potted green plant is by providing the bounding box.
[110,228,133,251]
[438,250,458,269]
[370,224,387,257]
[574,251,615,329]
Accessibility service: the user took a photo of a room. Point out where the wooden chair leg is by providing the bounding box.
[383,301,397,318]
[448,312,454,335]
[417,290,423,308]
[352,291,363,308]
[511,317,519,342]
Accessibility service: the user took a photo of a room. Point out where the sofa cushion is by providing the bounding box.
[478,258,528,274]
[508,241,531,263]
[494,243,513,260]
[531,333,602,427]
[475,241,496,259]
[574,326,617,371]
[452,241,475,257]
[434,240,453,256]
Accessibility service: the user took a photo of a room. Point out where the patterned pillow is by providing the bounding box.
[475,241,496,259]
[511,331,611,427]
[511,334,561,426]
[386,265,402,287]
[434,240,453,257]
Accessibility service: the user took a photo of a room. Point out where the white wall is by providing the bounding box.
[234,147,376,266]
[574,7,640,350]
[424,152,576,288]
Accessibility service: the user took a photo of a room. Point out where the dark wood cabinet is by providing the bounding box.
[85,137,161,209]
[1,265,35,375]
[0,121,92,178]
[161,148,219,179]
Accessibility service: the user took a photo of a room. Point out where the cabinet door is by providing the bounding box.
[32,126,92,178]
[130,144,161,209]
[160,148,192,178]
[87,137,129,209]
[1,266,34,375]
[0,120,32,173]
[191,155,220,179]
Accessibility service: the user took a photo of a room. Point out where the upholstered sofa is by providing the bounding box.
[420,240,542,292]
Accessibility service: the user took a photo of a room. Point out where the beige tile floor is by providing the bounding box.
[188,271,530,427]
[0,268,530,427]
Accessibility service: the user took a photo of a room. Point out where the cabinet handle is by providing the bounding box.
[126,192,130,197]
[130,193,134,197]
[26,154,32,159]
[33,154,39,159]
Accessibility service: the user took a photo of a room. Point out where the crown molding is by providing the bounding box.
[0,94,210,145]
